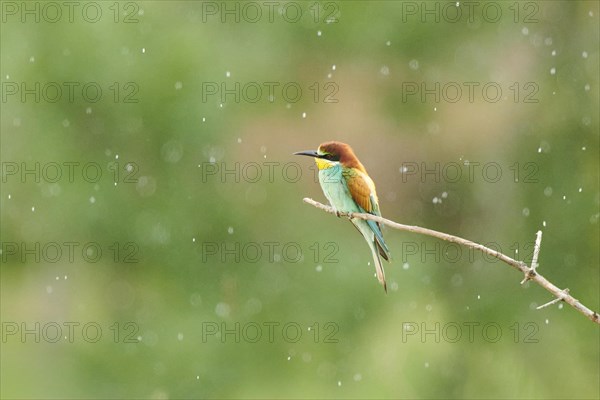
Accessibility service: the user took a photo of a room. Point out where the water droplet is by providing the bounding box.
[227,226,234,234]
[31,206,35,212]
[550,67,556,75]
[402,263,410,270]
[175,81,183,90]
[522,208,530,217]
[409,59,419,70]
[225,71,231,78]
[551,49,556,56]
[337,381,342,387]
[578,187,583,193]
[177,333,184,341]
[332,64,336,71]
[192,237,196,242]
[380,65,390,76]
[317,30,322,36]
[142,48,146,53]
[215,302,231,318]
[521,27,529,35]
[302,112,307,118]
[237,138,242,143]
[582,51,588,59]
[29,56,35,62]
[202,117,206,122]
[85,107,92,114]
[316,265,323,272]
[89,196,96,204]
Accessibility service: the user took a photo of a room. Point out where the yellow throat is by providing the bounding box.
[315,157,335,170]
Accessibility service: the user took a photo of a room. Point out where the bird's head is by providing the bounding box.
[294,141,366,172]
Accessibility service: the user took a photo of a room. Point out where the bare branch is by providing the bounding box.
[302,197,600,325]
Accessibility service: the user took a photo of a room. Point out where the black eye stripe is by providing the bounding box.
[320,152,339,161]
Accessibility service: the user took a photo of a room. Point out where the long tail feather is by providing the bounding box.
[370,242,387,293]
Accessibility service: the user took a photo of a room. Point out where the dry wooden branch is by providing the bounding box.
[303,197,599,325]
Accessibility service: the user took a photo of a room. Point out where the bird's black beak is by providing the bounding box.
[293,150,320,158]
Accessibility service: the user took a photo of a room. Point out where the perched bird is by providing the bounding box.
[294,141,391,292]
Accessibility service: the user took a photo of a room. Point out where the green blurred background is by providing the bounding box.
[1,1,599,398]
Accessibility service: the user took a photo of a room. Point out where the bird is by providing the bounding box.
[294,141,391,292]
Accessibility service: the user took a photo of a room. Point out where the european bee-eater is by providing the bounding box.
[294,141,391,292]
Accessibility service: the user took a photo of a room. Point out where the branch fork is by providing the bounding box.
[520,230,542,284]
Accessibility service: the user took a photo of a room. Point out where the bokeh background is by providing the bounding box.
[1,1,599,399]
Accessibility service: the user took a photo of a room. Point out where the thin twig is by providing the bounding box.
[537,289,570,310]
[521,230,542,284]
[302,197,600,325]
